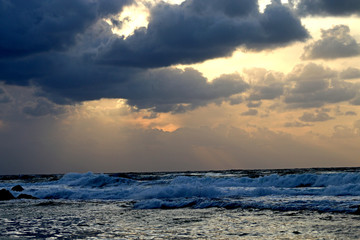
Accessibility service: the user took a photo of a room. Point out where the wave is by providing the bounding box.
[2,170,360,213]
[16,171,360,198]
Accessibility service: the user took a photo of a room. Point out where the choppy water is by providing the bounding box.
[1,168,360,239]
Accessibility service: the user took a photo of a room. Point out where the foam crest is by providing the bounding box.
[57,172,134,187]
[3,170,360,213]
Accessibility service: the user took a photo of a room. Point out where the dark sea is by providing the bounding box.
[1,167,360,239]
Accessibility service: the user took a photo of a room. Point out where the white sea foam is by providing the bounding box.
[2,170,360,212]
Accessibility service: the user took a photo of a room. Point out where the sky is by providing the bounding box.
[1,0,360,174]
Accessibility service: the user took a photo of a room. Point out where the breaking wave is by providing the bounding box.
[2,169,360,213]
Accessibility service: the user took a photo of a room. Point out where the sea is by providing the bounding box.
[1,167,360,239]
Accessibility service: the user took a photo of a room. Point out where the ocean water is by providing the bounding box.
[1,168,360,239]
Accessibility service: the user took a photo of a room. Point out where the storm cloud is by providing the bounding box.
[99,0,309,68]
[0,0,133,58]
[121,69,249,113]
[0,53,249,113]
[0,0,311,113]
[295,0,360,16]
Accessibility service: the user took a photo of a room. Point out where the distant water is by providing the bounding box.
[1,168,360,239]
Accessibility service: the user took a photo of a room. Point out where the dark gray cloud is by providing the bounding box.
[0,0,308,113]
[0,95,11,104]
[183,0,258,17]
[0,2,135,99]
[99,0,309,68]
[299,111,333,122]
[123,70,249,113]
[247,101,262,108]
[248,82,284,101]
[243,63,360,109]
[0,0,132,58]
[1,52,248,113]
[284,63,357,108]
[0,87,11,103]
[241,108,258,116]
[333,106,358,116]
[22,98,65,117]
[301,25,360,60]
[345,111,357,116]
[295,0,360,16]
[1,1,357,116]
[228,96,243,105]
[0,16,250,113]
[0,85,69,121]
[142,112,159,120]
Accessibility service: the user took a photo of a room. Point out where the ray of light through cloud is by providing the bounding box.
[0,0,360,174]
